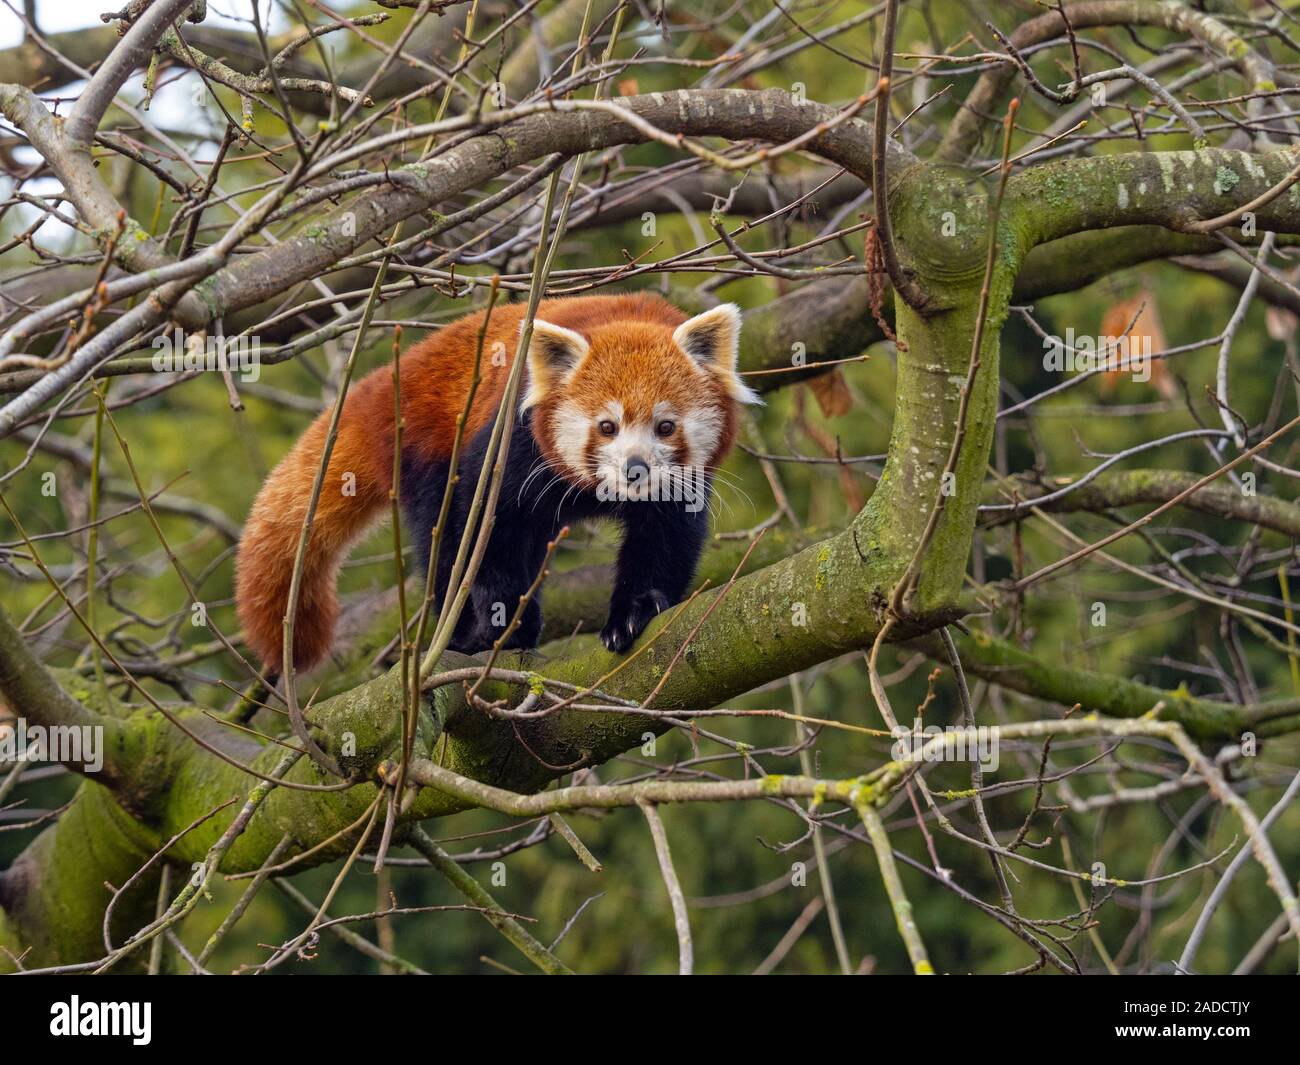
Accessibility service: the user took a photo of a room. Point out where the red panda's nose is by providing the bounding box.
[624,456,651,484]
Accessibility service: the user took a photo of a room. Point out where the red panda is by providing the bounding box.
[234,293,758,675]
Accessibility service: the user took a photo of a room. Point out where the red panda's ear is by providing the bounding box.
[673,303,761,405]
[522,319,589,410]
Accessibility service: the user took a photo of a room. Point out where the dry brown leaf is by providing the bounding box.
[805,367,854,418]
[1266,305,1297,342]
[1098,289,1175,397]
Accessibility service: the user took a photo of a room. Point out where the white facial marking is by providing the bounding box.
[682,406,723,466]
[550,401,591,477]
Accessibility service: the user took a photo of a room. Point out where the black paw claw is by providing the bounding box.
[601,590,670,653]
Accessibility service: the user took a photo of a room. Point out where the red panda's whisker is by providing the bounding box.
[551,479,585,527]
[517,456,562,505]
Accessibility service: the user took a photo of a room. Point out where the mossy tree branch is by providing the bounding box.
[984,468,1300,540]
[1012,148,1300,246]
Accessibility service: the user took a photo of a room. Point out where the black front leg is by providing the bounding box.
[445,529,549,653]
[601,499,709,653]
[447,582,543,654]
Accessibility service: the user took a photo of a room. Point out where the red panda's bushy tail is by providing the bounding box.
[236,375,393,674]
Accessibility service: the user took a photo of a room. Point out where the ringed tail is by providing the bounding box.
[235,372,394,674]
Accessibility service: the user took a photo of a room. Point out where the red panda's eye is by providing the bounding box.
[656,419,676,437]
[598,419,617,436]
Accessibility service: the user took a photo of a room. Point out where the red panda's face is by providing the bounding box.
[522,304,760,497]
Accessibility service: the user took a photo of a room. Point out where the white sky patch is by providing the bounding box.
[0,0,292,48]
[0,2,314,252]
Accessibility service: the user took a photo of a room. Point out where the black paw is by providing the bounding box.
[601,589,670,653]
[447,618,496,655]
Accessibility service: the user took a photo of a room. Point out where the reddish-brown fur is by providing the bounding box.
[235,293,728,673]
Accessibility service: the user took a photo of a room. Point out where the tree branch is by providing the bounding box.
[938,0,1289,164]
[1012,147,1300,247]
[65,0,198,147]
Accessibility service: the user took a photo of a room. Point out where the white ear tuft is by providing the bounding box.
[672,303,761,405]
[521,319,589,410]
